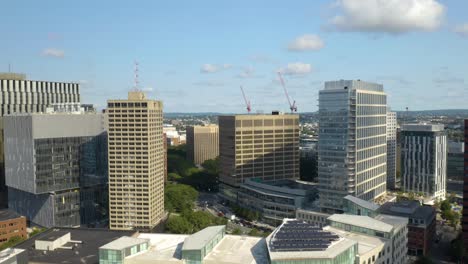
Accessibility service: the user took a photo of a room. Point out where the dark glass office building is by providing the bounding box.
[4,113,107,227]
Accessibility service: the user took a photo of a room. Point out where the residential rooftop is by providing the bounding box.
[15,228,136,264]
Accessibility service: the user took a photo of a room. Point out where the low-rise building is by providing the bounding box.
[378,200,436,256]
[14,227,136,264]
[266,219,358,264]
[99,225,269,264]
[267,216,407,264]
[327,214,408,264]
[0,209,27,246]
[237,178,318,225]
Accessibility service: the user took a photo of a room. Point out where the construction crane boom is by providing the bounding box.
[240,85,251,113]
[277,72,297,112]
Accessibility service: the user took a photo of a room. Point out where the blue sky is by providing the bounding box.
[0,0,467,113]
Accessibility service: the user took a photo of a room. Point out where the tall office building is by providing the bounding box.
[218,112,299,201]
[186,125,219,165]
[447,141,464,181]
[107,91,164,231]
[401,124,447,200]
[4,111,107,227]
[0,73,80,208]
[318,80,387,213]
[386,110,397,189]
[463,120,468,252]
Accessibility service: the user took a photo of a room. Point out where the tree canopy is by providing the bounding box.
[165,183,198,213]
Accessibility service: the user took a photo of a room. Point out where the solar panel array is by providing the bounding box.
[270,220,340,252]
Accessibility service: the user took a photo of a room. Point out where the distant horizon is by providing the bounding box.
[162,108,468,115]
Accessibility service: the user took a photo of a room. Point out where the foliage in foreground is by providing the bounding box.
[165,210,227,234]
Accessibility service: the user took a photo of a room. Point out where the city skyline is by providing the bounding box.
[0,0,467,113]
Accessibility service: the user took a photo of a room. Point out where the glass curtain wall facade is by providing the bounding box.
[0,75,80,208]
[318,80,387,213]
[401,125,447,200]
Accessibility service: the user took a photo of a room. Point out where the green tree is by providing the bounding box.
[447,211,460,228]
[440,200,451,212]
[231,228,242,235]
[185,211,213,232]
[201,157,220,175]
[248,228,260,236]
[0,236,25,251]
[30,227,46,237]
[165,184,199,213]
[165,215,193,234]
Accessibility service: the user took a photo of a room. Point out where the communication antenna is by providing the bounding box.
[134,61,139,91]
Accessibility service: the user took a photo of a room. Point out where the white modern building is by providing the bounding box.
[401,124,447,201]
[318,80,387,213]
[386,110,397,189]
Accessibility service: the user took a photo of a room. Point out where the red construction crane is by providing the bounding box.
[240,85,251,113]
[277,71,297,112]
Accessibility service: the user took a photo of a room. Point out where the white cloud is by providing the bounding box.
[278,62,313,76]
[142,87,154,92]
[42,48,65,58]
[288,34,324,51]
[328,0,445,34]
[200,64,232,73]
[454,23,468,37]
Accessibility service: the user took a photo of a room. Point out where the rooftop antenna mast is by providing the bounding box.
[240,85,252,113]
[134,61,139,91]
[277,71,297,112]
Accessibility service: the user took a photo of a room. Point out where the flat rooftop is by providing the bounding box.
[401,123,444,132]
[328,214,394,233]
[324,226,385,256]
[100,236,149,251]
[183,225,225,251]
[0,209,23,222]
[15,228,136,264]
[125,233,268,264]
[204,235,268,264]
[37,230,69,242]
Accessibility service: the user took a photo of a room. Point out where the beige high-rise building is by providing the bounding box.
[107,91,164,231]
[218,113,300,201]
[186,125,219,165]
